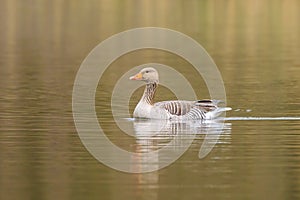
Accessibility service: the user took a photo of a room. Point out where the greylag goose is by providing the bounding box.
[130,67,231,120]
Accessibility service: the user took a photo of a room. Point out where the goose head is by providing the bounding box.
[129,67,159,84]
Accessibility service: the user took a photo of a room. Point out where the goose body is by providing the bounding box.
[130,67,231,120]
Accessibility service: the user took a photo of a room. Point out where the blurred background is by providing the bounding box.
[0,0,299,200]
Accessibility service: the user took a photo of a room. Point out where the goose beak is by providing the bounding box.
[129,73,143,80]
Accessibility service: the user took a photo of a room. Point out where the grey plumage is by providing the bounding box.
[129,67,231,120]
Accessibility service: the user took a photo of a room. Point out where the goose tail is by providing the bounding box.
[205,107,232,119]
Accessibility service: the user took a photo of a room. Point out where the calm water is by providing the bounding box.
[1,0,300,200]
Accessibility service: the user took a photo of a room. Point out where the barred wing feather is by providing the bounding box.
[154,100,193,116]
[154,99,218,117]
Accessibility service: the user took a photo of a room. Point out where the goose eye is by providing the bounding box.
[145,70,149,73]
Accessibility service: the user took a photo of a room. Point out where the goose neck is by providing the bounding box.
[141,82,157,105]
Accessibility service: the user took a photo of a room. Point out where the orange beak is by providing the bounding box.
[129,72,143,80]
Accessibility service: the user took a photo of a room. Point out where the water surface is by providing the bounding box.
[0,0,300,200]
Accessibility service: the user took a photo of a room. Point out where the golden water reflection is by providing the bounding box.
[0,0,299,200]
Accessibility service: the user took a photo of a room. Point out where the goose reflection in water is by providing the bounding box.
[126,118,232,172]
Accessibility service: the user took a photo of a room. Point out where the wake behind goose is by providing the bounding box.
[225,117,300,121]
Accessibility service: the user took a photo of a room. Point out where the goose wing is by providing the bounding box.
[154,100,193,116]
[154,99,217,116]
